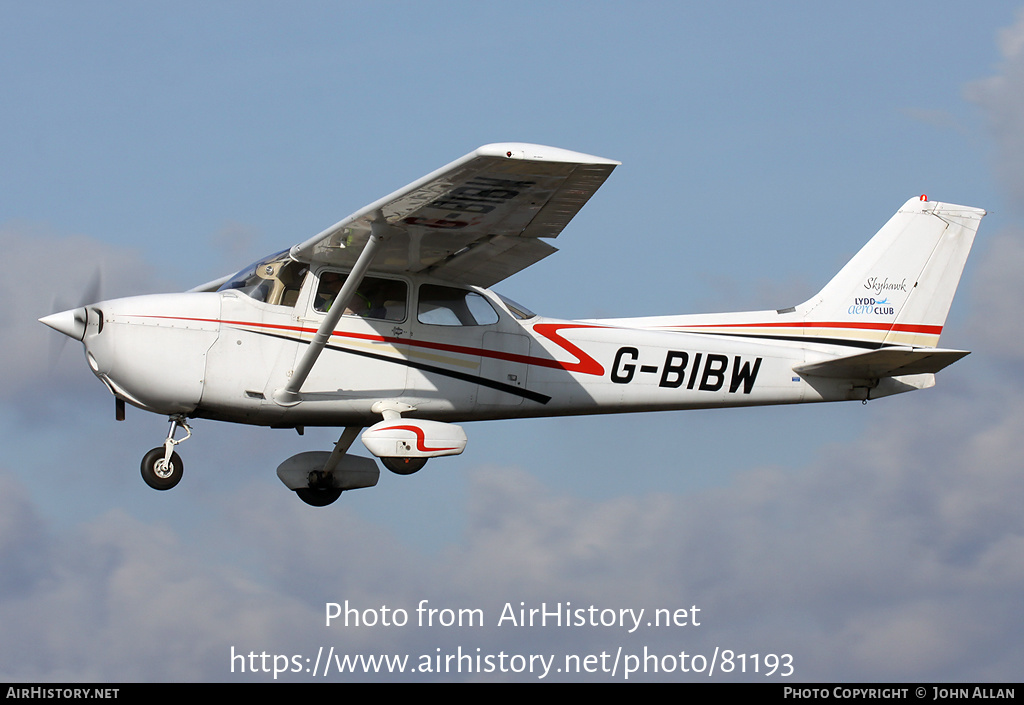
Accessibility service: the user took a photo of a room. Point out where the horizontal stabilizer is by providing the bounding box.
[794,347,969,380]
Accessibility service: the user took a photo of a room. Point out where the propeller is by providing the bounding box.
[40,268,102,365]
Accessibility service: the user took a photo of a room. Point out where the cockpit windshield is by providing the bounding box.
[218,250,308,307]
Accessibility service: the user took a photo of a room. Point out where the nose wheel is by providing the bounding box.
[141,416,191,491]
[141,447,184,490]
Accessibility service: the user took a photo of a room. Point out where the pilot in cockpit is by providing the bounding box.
[314,271,405,320]
[314,271,373,317]
[314,271,344,312]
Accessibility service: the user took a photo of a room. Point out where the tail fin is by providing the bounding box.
[797,196,985,348]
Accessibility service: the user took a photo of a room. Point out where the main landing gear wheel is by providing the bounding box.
[381,456,428,475]
[295,488,343,507]
[140,447,184,490]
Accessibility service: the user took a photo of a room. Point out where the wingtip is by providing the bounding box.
[476,143,620,166]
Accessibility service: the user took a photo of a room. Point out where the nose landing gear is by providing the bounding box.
[140,415,192,491]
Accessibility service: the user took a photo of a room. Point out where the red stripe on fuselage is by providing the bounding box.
[125,315,608,376]
[661,321,943,335]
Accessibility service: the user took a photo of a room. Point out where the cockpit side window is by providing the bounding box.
[313,272,407,322]
[417,284,499,326]
[218,251,308,308]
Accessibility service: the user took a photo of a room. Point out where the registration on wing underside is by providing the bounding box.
[291,156,616,287]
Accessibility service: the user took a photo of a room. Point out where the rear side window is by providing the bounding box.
[417,284,499,326]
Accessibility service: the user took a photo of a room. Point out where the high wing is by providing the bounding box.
[288,143,619,287]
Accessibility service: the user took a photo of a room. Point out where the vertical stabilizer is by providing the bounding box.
[797,197,984,348]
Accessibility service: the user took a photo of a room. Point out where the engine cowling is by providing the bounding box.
[361,419,467,459]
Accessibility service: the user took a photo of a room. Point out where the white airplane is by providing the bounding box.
[40,143,985,506]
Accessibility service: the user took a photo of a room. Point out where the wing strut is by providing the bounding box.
[273,215,394,407]
[321,426,363,475]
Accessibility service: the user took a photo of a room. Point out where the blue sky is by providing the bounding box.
[3,0,1024,681]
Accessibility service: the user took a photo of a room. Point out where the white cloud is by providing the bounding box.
[968,228,1024,361]
[0,222,166,412]
[3,370,1022,682]
[966,9,1024,209]
[0,475,319,681]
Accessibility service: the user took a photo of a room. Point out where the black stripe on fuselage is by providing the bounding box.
[248,328,552,405]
